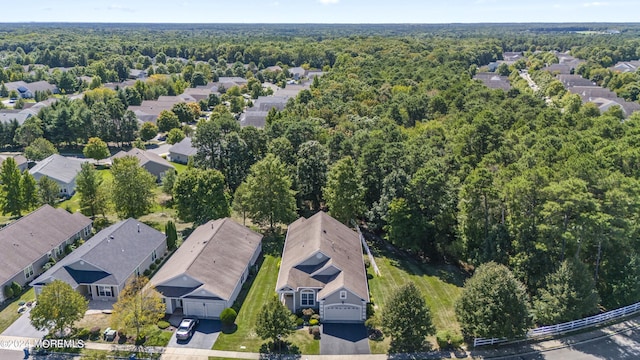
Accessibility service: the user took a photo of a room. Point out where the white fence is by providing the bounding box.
[474,301,640,347]
[353,222,381,276]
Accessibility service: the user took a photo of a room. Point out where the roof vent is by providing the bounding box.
[137,223,140,233]
[110,235,114,239]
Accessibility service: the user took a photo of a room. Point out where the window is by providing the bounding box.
[24,264,34,279]
[151,250,157,262]
[301,290,315,307]
[340,290,347,300]
[98,286,113,297]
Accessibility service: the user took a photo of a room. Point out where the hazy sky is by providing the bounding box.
[1,0,638,23]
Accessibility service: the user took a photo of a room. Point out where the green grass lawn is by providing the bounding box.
[170,161,188,174]
[213,254,279,352]
[0,288,36,334]
[367,244,467,353]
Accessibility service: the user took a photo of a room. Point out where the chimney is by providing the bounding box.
[137,224,140,233]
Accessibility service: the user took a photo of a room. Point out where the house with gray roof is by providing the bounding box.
[168,137,197,164]
[150,218,262,319]
[276,211,369,323]
[0,109,33,126]
[610,60,640,73]
[29,154,86,197]
[473,73,511,91]
[0,205,92,302]
[557,75,595,88]
[0,154,28,172]
[111,148,175,181]
[289,67,306,80]
[31,219,166,302]
[5,81,58,99]
[240,110,270,128]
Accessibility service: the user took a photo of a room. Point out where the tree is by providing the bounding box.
[255,296,295,352]
[232,182,250,226]
[323,156,365,224]
[173,168,230,224]
[20,171,39,212]
[30,280,88,335]
[296,140,328,210]
[166,128,185,145]
[83,137,110,165]
[111,156,156,219]
[111,276,165,343]
[455,262,531,339]
[382,282,435,353]
[24,137,58,161]
[76,162,108,218]
[241,154,297,229]
[13,116,44,146]
[533,259,599,325]
[139,122,158,142]
[0,157,22,216]
[171,102,196,123]
[156,110,180,133]
[161,169,177,196]
[38,176,60,207]
[165,220,177,250]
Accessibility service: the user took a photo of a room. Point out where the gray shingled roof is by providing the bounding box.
[473,73,511,91]
[276,212,369,301]
[0,110,32,125]
[0,205,92,286]
[169,137,197,157]
[150,218,262,301]
[111,148,174,171]
[29,154,85,184]
[30,219,165,288]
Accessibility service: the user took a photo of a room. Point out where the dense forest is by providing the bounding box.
[3,23,640,333]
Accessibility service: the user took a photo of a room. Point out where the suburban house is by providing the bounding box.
[0,154,28,172]
[29,154,86,196]
[5,80,58,99]
[0,205,92,302]
[168,137,197,164]
[150,218,262,319]
[111,148,175,181]
[276,211,369,323]
[31,219,166,302]
[473,73,511,91]
[0,109,34,126]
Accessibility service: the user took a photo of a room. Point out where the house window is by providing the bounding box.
[151,250,157,262]
[24,264,34,279]
[340,291,347,300]
[97,286,113,297]
[301,290,315,307]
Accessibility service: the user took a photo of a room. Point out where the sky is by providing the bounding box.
[1,0,639,24]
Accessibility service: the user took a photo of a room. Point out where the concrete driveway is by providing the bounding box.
[320,323,370,355]
[167,319,221,349]
[1,307,48,338]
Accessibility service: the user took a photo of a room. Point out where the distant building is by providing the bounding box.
[29,154,86,197]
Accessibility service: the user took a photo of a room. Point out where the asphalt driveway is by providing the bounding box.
[167,319,221,349]
[320,323,370,355]
[1,307,48,338]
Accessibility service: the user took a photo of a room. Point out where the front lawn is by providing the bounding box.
[213,254,279,352]
[0,288,36,333]
[286,328,320,355]
[367,243,466,353]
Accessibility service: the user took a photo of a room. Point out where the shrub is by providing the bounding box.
[76,328,90,340]
[117,329,126,338]
[364,257,371,268]
[64,244,75,255]
[436,330,463,350]
[157,320,170,329]
[302,308,315,318]
[4,285,14,299]
[365,314,381,330]
[149,263,157,270]
[220,307,238,326]
[143,269,151,276]
[296,317,304,327]
[311,314,320,321]
[311,325,321,339]
[155,258,162,264]
[89,327,101,340]
[10,282,22,296]
[309,319,319,326]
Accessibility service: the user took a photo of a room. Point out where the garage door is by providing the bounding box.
[323,304,362,322]
[184,301,225,319]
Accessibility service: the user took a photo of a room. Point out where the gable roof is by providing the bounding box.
[150,218,262,301]
[0,205,92,286]
[29,154,86,184]
[168,137,197,157]
[276,212,369,301]
[0,154,27,169]
[30,219,165,288]
[111,148,174,171]
[473,73,511,91]
[0,109,33,125]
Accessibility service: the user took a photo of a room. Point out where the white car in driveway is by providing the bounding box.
[175,318,198,341]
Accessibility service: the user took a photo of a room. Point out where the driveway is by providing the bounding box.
[1,307,48,338]
[320,323,370,355]
[167,319,221,349]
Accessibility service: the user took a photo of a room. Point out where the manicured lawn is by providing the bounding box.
[170,161,188,174]
[367,244,467,353]
[60,169,113,214]
[287,328,320,355]
[75,313,111,333]
[0,288,36,333]
[213,254,279,352]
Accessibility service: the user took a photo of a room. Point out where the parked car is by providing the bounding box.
[175,318,198,340]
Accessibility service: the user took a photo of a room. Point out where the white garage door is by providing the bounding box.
[184,301,225,319]
[323,304,362,322]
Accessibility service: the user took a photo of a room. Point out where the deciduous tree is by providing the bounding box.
[111,277,165,343]
[20,171,39,212]
[111,156,156,219]
[24,137,58,161]
[255,296,295,352]
[83,137,110,165]
[0,157,22,216]
[38,176,59,207]
[323,156,365,224]
[30,280,88,335]
[173,168,230,224]
[382,282,435,353]
[76,162,108,218]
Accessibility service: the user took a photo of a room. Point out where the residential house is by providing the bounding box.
[129,69,148,80]
[168,137,197,164]
[239,111,270,128]
[29,154,86,197]
[5,81,58,99]
[0,205,92,302]
[289,67,306,80]
[111,148,175,181]
[0,108,34,126]
[0,154,28,172]
[276,212,369,323]
[150,218,262,319]
[610,60,640,73]
[557,74,595,88]
[473,73,511,91]
[31,219,166,302]
[127,96,186,124]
